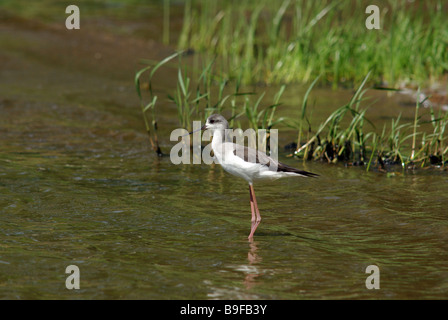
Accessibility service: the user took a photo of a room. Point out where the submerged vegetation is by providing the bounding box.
[177,0,448,87]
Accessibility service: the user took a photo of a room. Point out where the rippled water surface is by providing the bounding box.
[1,2,448,299]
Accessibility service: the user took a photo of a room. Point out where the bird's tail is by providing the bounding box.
[277,163,319,177]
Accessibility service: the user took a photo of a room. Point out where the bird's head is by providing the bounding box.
[187,114,229,135]
[204,114,229,132]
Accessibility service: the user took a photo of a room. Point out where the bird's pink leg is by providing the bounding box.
[249,184,256,231]
[248,184,261,240]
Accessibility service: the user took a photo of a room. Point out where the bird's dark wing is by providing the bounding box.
[232,144,318,177]
[232,144,273,166]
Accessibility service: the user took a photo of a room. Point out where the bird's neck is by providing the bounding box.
[211,129,227,153]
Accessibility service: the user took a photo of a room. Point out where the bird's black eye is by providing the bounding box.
[209,119,215,124]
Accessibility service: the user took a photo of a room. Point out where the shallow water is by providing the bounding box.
[1,2,448,300]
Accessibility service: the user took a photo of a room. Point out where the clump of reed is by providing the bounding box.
[135,51,183,156]
[136,53,447,172]
[293,74,448,172]
[373,94,448,170]
[135,53,287,153]
[169,55,287,136]
[177,0,448,88]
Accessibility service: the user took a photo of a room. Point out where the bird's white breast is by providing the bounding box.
[213,142,282,183]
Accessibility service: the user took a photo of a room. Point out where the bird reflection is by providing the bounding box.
[247,240,262,264]
[235,240,262,290]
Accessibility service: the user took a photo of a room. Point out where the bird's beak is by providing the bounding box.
[183,124,206,137]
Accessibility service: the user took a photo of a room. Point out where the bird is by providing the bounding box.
[189,114,318,240]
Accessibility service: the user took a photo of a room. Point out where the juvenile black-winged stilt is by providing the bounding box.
[189,114,318,240]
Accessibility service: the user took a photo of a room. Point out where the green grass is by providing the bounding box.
[136,53,447,172]
[135,53,287,152]
[293,74,448,171]
[177,0,448,88]
[135,51,184,156]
